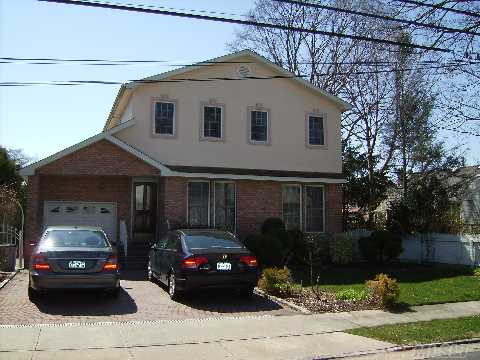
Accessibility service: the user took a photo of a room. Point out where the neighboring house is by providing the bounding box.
[451,166,480,225]
[20,50,350,265]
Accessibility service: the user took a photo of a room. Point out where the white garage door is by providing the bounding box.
[43,202,117,242]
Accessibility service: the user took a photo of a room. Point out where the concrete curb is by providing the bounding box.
[315,337,480,359]
[0,270,18,291]
[254,288,312,314]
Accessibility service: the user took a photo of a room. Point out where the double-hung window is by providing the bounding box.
[202,105,223,139]
[305,186,324,232]
[249,110,269,143]
[308,115,325,146]
[214,182,236,231]
[282,185,301,230]
[154,101,175,136]
[187,182,210,227]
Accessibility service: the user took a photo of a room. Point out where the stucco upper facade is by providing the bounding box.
[106,51,348,174]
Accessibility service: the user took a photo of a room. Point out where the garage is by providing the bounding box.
[43,201,117,241]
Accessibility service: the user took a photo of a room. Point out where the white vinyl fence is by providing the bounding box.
[399,233,480,266]
[345,230,480,266]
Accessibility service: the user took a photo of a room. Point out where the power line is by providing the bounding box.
[434,124,480,136]
[37,0,450,53]
[272,0,480,36]
[2,60,477,87]
[394,0,480,18]
[2,56,480,67]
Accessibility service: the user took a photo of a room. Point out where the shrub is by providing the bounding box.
[331,233,354,265]
[358,230,403,264]
[261,217,286,235]
[258,267,294,297]
[473,268,480,277]
[244,234,286,267]
[366,273,400,308]
[335,288,369,302]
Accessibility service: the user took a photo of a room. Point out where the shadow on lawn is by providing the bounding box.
[297,263,474,287]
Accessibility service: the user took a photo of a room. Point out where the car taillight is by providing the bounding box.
[103,254,119,271]
[182,256,209,269]
[32,253,51,271]
[240,255,258,267]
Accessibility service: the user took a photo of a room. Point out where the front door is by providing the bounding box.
[134,183,157,242]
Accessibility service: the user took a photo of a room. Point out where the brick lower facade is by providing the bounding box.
[24,139,343,261]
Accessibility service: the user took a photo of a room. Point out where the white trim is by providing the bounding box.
[200,103,224,141]
[248,109,270,145]
[152,99,177,137]
[304,185,326,233]
[282,184,302,231]
[167,170,346,184]
[186,180,210,227]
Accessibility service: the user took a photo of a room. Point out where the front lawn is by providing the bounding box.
[347,316,480,345]
[298,265,479,306]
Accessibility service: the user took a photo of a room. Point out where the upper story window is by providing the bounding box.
[249,110,269,144]
[153,101,176,136]
[307,115,325,146]
[202,105,223,140]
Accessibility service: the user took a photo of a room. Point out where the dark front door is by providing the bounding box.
[134,183,157,236]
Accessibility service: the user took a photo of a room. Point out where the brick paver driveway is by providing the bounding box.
[0,271,294,325]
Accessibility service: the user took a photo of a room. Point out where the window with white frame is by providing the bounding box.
[154,102,175,135]
[249,110,268,143]
[214,182,236,231]
[187,182,209,227]
[282,185,301,230]
[305,186,324,232]
[203,105,223,139]
[308,115,325,146]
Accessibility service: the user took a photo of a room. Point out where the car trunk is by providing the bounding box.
[189,247,251,275]
[43,247,112,274]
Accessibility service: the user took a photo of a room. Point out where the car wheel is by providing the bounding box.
[28,285,42,301]
[105,287,120,298]
[168,272,180,300]
[147,263,154,282]
[239,286,255,297]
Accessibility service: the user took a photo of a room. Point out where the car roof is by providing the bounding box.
[44,225,105,231]
[175,228,233,237]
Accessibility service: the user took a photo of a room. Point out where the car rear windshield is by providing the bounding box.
[40,230,109,249]
[184,232,244,250]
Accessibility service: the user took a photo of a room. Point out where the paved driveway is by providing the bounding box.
[0,271,293,325]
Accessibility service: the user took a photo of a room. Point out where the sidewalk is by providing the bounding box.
[1,300,479,359]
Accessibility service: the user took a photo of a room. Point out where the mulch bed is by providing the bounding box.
[285,289,381,313]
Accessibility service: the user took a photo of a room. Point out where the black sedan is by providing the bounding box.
[147,229,259,299]
[28,226,121,300]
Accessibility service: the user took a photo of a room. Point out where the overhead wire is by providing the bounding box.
[37,0,451,53]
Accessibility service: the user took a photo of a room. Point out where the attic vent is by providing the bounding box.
[237,65,251,78]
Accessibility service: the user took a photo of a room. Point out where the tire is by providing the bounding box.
[168,272,180,301]
[147,263,154,282]
[239,286,255,298]
[28,285,42,301]
[105,287,120,298]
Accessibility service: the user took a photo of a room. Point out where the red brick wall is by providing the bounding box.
[236,180,283,238]
[325,183,343,234]
[38,140,160,176]
[158,178,343,238]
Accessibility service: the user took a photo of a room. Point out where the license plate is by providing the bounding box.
[68,260,86,269]
[216,262,231,271]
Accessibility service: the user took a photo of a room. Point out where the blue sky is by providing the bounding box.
[1,0,478,165]
[0,0,254,162]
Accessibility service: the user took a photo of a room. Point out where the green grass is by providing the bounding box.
[347,316,480,345]
[299,265,479,306]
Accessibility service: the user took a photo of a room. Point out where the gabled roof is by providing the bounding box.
[103,49,352,130]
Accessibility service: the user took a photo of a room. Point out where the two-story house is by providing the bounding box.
[20,50,350,265]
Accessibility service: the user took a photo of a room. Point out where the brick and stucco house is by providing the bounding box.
[20,50,350,266]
